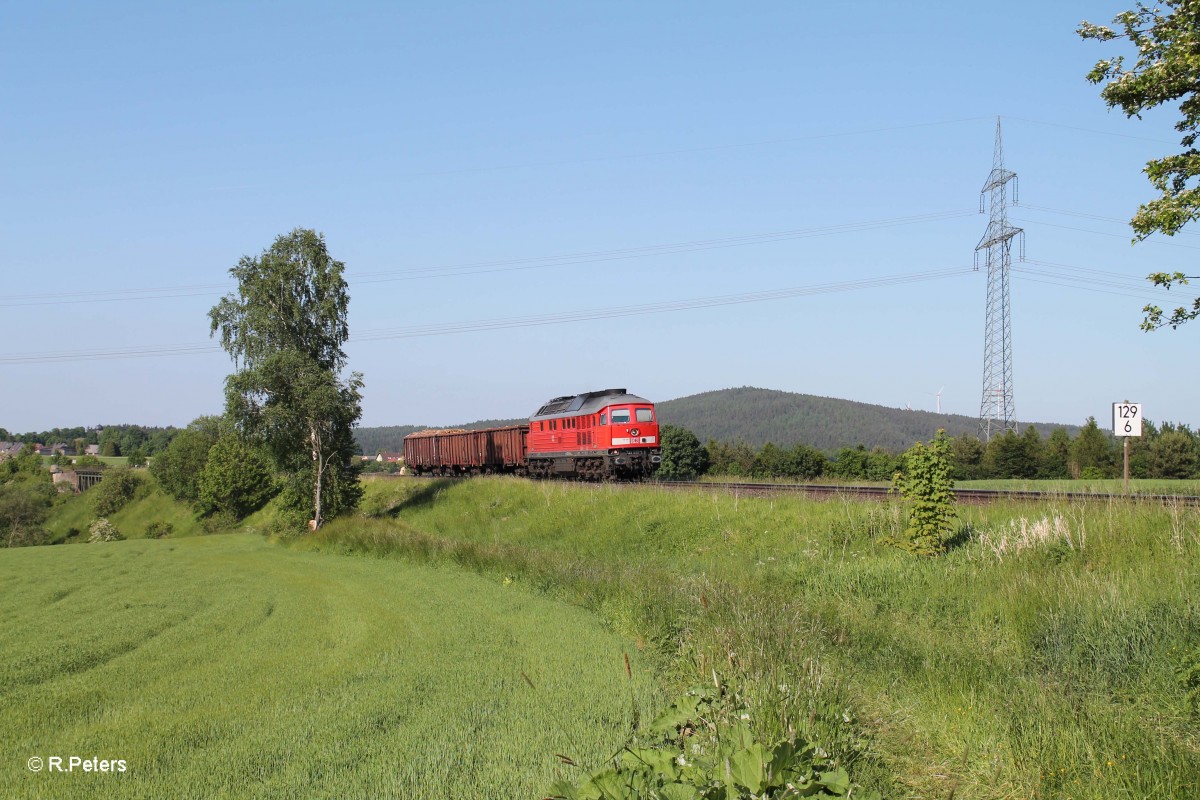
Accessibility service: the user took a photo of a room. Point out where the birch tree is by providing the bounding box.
[209,228,363,529]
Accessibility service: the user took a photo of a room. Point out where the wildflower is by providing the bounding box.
[739,713,751,720]
[676,755,688,767]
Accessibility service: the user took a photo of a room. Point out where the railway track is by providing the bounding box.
[657,480,1200,506]
[386,473,1200,506]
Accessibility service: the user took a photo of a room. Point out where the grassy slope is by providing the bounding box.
[42,481,207,543]
[0,535,656,799]
[314,476,1200,799]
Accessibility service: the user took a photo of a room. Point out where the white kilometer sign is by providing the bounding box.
[1112,403,1143,437]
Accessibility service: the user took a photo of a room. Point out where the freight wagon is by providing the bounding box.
[402,425,528,476]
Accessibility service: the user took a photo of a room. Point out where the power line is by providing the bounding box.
[352,210,977,284]
[1012,272,1173,302]
[0,209,978,308]
[0,267,975,365]
[0,258,1180,366]
[1012,217,1200,250]
[1019,203,1200,237]
[4,198,1190,310]
[1022,257,1175,286]
[354,267,975,339]
[1001,115,1178,145]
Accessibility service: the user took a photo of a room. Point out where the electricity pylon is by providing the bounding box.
[976,118,1024,441]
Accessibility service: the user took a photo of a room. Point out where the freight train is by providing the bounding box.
[402,389,661,480]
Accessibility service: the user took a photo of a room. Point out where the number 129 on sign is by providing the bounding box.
[1111,403,1142,437]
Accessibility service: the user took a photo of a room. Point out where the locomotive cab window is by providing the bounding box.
[611,408,631,424]
[636,409,654,423]
[600,413,607,425]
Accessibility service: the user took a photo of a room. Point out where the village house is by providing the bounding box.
[0,441,25,460]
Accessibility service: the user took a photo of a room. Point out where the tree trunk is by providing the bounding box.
[311,423,324,530]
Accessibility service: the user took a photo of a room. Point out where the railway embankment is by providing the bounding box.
[303,475,1200,799]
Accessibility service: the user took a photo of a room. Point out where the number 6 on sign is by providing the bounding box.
[1111,403,1143,437]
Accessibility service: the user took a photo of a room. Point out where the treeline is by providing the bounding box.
[1,416,282,547]
[0,424,178,457]
[659,416,1200,481]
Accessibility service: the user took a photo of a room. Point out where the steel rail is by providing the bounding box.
[386,473,1200,506]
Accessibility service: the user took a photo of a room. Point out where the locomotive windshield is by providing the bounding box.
[611,408,630,424]
[636,408,654,422]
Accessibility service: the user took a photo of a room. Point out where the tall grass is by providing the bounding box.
[308,476,1200,799]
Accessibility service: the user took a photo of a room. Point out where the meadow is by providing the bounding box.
[957,478,1200,496]
[299,475,1200,799]
[0,534,657,799]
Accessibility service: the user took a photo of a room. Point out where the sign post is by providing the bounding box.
[1111,402,1143,494]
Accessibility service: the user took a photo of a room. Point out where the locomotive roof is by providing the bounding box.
[531,388,652,420]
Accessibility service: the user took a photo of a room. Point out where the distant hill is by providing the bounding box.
[354,387,1079,455]
[656,387,1079,451]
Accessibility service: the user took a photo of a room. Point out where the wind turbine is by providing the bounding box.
[926,386,944,414]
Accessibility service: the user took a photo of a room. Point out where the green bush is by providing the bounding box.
[890,430,956,555]
[91,467,144,516]
[145,521,174,539]
[0,480,54,548]
[196,435,276,520]
[151,426,218,503]
[658,425,710,481]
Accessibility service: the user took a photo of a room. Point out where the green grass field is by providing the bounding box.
[305,475,1200,799]
[0,534,657,799]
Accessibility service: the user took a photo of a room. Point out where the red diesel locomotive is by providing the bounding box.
[402,388,662,480]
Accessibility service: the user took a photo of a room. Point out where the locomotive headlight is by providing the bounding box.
[629,428,639,437]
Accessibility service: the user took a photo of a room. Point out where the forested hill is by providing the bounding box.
[355,388,1080,455]
[655,387,1079,451]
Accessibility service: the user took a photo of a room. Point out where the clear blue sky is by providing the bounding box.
[2,1,1195,435]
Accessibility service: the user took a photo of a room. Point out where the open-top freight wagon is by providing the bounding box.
[402,426,528,475]
[402,389,661,480]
